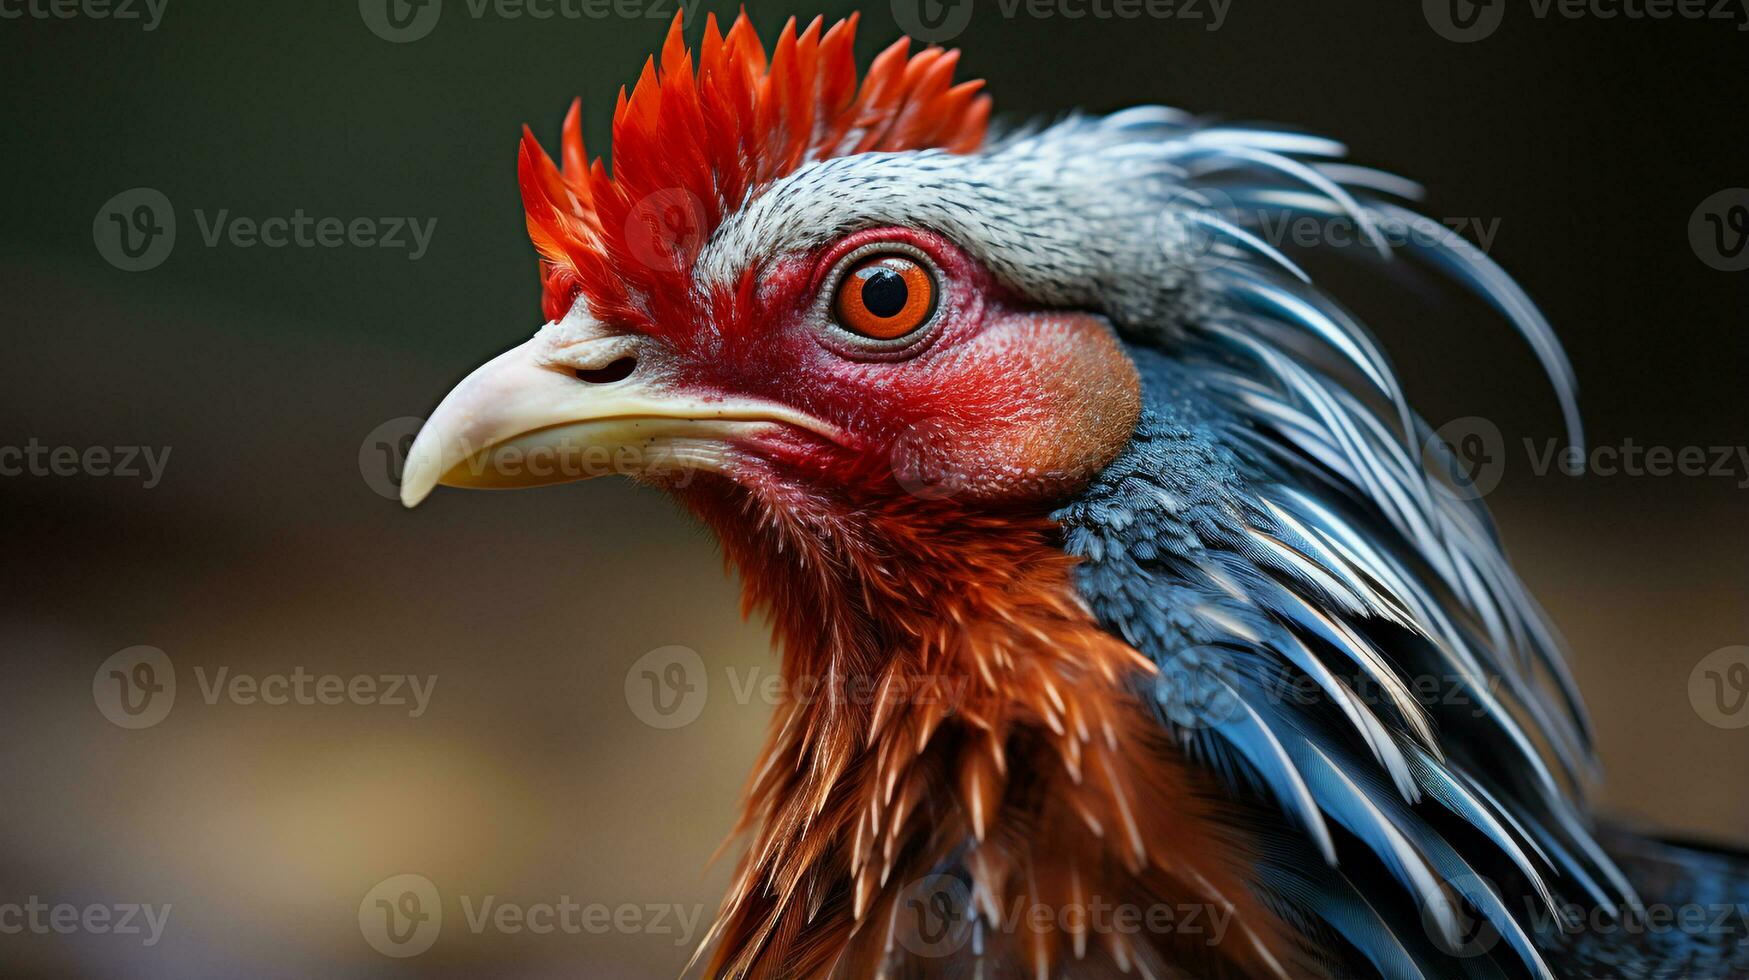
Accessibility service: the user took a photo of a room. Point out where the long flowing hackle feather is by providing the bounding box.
[1049,108,1622,978]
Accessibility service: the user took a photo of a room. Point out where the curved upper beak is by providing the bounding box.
[398,330,837,508]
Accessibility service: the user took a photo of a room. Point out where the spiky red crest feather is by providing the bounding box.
[517,11,992,330]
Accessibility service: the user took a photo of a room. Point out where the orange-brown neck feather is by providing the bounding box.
[674,481,1310,979]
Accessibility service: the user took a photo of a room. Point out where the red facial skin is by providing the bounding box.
[637,226,1143,504]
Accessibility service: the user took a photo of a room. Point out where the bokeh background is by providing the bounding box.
[3,0,1746,975]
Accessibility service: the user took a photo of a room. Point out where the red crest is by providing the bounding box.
[517,12,991,331]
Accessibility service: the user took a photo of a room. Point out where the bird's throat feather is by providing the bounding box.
[675,480,1308,978]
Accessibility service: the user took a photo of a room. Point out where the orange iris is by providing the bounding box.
[833,255,935,340]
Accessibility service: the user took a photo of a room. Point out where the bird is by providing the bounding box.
[398,12,1749,979]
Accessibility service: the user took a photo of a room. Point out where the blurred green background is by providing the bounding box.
[3,0,1746,975]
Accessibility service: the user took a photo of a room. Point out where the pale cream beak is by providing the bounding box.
[398,329,839,508]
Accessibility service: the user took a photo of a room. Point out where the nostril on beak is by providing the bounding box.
[574,356,637,385]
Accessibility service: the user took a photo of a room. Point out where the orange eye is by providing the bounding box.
[833,254,936,341]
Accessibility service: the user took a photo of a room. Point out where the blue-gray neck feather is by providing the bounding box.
[1050,119,1625,978]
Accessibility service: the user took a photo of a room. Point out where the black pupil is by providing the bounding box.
[859,267,909,319]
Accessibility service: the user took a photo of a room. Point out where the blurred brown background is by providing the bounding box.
[2,0,1746,976]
